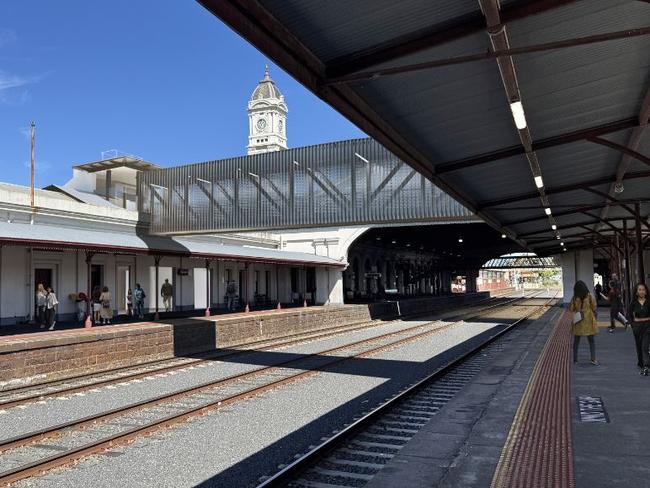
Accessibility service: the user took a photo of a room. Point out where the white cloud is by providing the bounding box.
[0,71,45,105]
[0,71,31,91]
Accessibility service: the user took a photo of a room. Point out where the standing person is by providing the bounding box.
[36,283,47,329]
[99,286,113,325]
[126,288,133,317]
[226,280,237,311]
[570,280,599,365]
[630,283,650,375]
[133,283,146,319]
[594,282,602,304]
[600,280,630,332]
[45,286,58,331]
[161,279,173,312]
[76,292,88,322]
[92,285,102,324]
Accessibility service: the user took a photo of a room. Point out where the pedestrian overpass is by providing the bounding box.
[139,138,479,234]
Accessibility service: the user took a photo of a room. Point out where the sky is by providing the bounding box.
[0,1,366,188]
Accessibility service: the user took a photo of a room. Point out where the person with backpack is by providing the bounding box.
[133,283,146,319]
[600,279,630,332]
[99,286,113,325]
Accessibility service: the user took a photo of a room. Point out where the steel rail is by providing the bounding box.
[0,293,528,451]
[255,292,558,487]
[0,294,509,409]
[0,293,540,485]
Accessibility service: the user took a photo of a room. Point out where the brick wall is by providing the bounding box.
[0,294,490,391]
[0,324,173,391]
[0,305,372,390]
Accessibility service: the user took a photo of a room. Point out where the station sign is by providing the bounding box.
[177,268,189,276]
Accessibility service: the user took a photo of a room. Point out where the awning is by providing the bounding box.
[0,221,345,268]
[199,0,650,257]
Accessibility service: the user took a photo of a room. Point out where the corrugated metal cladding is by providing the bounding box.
[261,0,477,62]
[139,139,477,235]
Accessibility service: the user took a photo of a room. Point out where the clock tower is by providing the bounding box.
[247,66,288,155]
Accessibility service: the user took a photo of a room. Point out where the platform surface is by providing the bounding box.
[365,305,645,488]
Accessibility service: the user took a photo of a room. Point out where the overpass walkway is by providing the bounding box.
[138,138,478,234]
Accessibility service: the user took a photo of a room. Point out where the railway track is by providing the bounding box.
[0,294,519,411]
[256,293,558,488]
[0,293,541,486]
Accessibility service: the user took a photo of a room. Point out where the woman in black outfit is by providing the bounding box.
[630,283,650,375]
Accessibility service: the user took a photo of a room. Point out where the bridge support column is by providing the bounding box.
[315,268,344,305]
[558,249,594,304]
[466,270,478,293]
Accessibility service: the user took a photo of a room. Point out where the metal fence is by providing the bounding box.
[139,138,476,234]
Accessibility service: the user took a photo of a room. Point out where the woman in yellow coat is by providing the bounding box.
[569,280,599,365]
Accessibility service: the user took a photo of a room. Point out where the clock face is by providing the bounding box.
[256,118,267,132]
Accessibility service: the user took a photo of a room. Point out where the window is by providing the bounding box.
[225,268,232,282]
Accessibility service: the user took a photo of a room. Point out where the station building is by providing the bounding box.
[0,68,508,326]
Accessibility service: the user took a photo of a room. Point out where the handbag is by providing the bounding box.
[572,311,584,324]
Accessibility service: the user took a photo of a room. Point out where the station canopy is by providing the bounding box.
[482,253,559,269]
[199,0,650,256]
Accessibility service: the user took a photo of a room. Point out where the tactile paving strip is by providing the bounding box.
[491,312,574,488]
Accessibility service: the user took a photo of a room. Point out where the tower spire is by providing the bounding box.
[247,65,288,155]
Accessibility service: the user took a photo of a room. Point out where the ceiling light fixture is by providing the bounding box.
[544,207,552,216]
[534,175,544,189]
[551,224,557,230]
[501,233,506,239]
[458,237,463,243]
[510,101,527,130]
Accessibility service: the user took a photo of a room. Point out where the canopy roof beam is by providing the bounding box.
[325,0,582,79]
[479,170,650,209]
[436,117,638,174]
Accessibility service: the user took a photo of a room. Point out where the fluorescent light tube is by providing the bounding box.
[510,101,527,130]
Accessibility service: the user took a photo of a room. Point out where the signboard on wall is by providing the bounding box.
[177,268,189,276]
[364,272,382,278]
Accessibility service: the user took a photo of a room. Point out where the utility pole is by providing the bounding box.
[30,121,35,208]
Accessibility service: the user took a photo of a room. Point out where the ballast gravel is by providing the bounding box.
[0,317,440,440]
[11,319,500,488]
